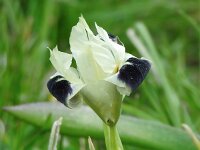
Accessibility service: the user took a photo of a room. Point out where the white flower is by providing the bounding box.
[47,16,151,125]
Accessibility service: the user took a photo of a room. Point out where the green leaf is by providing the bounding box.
[3,102,197,150]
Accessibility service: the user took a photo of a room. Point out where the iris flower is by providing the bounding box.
[47,16,151,126]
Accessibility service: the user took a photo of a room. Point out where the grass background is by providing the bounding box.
[0,0,199,149]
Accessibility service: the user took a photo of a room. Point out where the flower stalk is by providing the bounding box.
[103,123,124,150]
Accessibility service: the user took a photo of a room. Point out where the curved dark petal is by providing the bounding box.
[126,57,151,77]
[47,75,72,105]
[118,57,151,91]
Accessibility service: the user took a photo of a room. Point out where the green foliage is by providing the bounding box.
[4,102,197,150]
[0,0,199,149]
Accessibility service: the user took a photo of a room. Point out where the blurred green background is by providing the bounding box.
[0,0,199,149]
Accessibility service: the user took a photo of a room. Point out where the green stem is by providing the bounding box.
[103,123,124,150]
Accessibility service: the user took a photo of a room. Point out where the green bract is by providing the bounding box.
[47,16,150,126]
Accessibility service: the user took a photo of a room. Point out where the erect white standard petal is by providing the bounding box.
[70,16,98,55]
[70,17,107,82]
[47,73,85,108]
[95,23,110,41]
[95,23,126,67]
[49,47,82,84]
[88,42,116,74]
[72,42,106,83]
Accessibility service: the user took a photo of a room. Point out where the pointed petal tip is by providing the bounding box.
[46,46,51,51]
[48,46,59,55]
[78,15,87,26]
[79,14,84,20]
[47,47,53,56]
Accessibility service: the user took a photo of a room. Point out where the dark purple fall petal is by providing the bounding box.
[118,57,151,91]
[47,75,72,105]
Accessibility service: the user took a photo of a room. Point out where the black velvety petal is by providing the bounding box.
[47,75,72,105]
[118,57,151,91]
[126,57,151,77]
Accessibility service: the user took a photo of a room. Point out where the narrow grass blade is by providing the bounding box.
[182,124,200,150]
[48,117,63,150]
[126,26,181,126]
[88,137,96,150]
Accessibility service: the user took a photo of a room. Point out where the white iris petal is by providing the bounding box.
[49,47,86,108]
[95,23,110,41]
[49,71,85,108]
[69,16,134,95]
[70,17,109,82]
[49,46,72,74]
[48,16,151,125]
[49,47,82,84]
[88,42,116,74]
[105,73,132,96]
[125,53,137,61]
[72,43,106,83]
[117,86,131,96]
[66,83,85,108]
[95,23,126,66]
